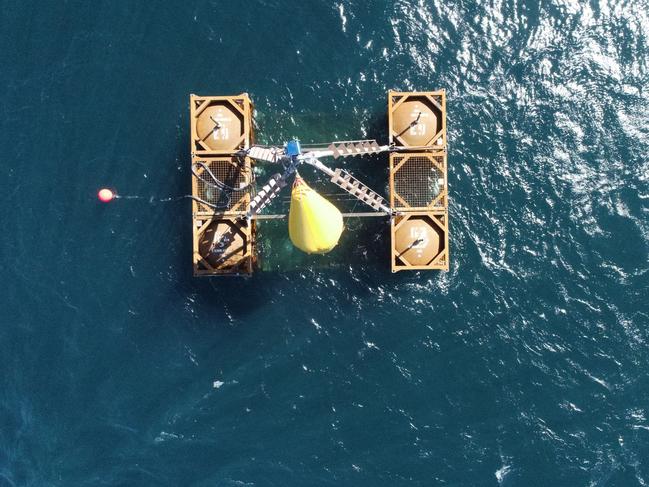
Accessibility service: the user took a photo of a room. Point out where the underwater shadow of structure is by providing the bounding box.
[162,130,269,321]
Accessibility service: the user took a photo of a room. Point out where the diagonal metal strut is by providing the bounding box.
[247,172,287,217]
[305,157,391,214]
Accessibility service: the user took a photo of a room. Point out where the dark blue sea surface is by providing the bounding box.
[1,1,649,485]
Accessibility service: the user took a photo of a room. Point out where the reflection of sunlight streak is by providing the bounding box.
[337,3,346,33]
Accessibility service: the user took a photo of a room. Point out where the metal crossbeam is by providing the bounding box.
[247,146,284,163]
[253,212,388,220]
[248,172,286,216]
[304,156,391,214]
[327,140,382,159]
[330,169,390,212]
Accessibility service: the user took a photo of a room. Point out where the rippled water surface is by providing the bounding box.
[1,0,648,485]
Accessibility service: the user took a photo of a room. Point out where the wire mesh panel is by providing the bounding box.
[192,157,253,213]
[390,152,447,210]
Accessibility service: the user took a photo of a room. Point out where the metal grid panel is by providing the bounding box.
[391,153,446,209]
[194,158,252,212]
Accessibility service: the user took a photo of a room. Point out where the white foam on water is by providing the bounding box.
[337,4,347,33]
[495,465,511,484]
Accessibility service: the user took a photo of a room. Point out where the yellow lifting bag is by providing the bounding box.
[288,176,344,254]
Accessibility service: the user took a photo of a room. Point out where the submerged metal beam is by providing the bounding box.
[253,212,389,220]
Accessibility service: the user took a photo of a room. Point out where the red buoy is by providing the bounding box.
[98,188,115,202]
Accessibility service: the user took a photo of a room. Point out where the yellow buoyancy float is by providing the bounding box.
[288,175,344,254]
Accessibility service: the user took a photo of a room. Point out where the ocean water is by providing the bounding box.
[1,0,649,485]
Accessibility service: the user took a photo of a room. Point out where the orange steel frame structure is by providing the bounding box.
[190,94,255,276]
[388,90,449,272]
[188,91,449,275]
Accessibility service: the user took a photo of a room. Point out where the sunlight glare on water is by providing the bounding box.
[0,0,648,485]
